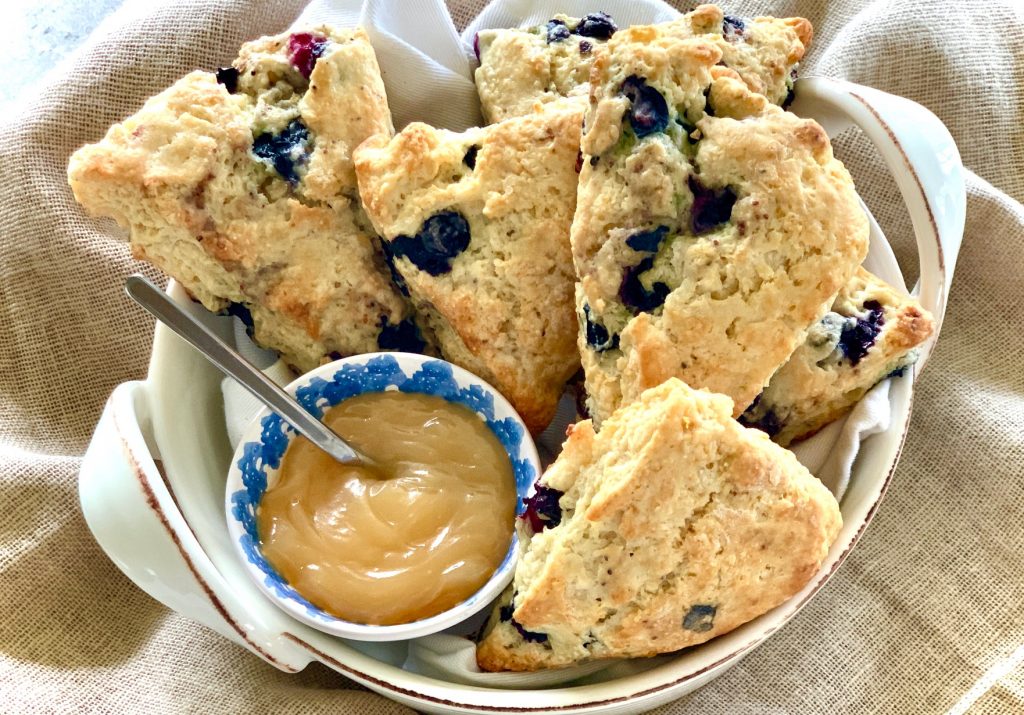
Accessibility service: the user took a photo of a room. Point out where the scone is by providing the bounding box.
[354,100,584,434]
[740,268,935,446]
[476,378,842,671]
[475,12,618,123]
[68,27,427,372]
[475,5,811,123]
[573,51,869,424]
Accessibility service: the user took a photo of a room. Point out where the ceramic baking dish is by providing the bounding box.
[79,77,965,714]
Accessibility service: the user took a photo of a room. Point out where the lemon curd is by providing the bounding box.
[257,391,517,625]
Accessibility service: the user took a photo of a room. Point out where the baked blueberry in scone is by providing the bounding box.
[572,29,869,425]
[68,26,430,372]
[740,268,936,446]
[476,378,841,671]
[474,4,811,123]
[354,100,585,434]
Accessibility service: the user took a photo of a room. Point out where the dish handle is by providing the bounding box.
[79,381,313,672]
[791,77,966,362]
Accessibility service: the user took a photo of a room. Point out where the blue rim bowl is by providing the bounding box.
[224,352,540,641]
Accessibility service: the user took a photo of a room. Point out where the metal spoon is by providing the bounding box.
[125,274,371,468]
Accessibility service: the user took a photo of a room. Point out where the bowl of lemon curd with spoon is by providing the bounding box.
[225,352,540,641]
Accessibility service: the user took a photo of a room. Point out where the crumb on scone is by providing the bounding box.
[353,100,585,434]
[740,268,936,445]
[572,36,869,424]
[474,5,811,123]
[68,26,430,372]
[476,378,842,671]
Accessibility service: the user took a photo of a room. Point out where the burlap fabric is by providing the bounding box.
[1,0,1021,712]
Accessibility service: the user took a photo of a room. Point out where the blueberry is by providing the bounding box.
[723,15,746,41]
[223,302,255,338]
[783,86,796,109]
[689,176,737,234]
[583,304,619,352]
[887,365,907,378]
[499,594,548,642]
[287,32,330,79]
[620,255,670,313]
[380,243,409,296]
[512,619,549,643]
[473,33,481,61]
[215,67,239,93]
[376,315,426,353]
[625,225,669,253]
[838,300,885,365]
[328,351,343,361]
[620,75,669,138]
[576,12,618,40]
[579,39,593,55]
[252,119,311,185]
[546,19,571,43]
[738,396,783,437]
[463,144,479,169]
[522,484,563,533]
[389,210,471,276]
[683,604,716,632]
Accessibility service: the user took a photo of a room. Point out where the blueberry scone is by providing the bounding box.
[354,101,585,433]
[475,12,618,123]
[68,27,428,372]
[476,378,841,671]
[740,268,935,446]
[573,48,869,424]
[474,5,811,123]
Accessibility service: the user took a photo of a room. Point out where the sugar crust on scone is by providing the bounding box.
[68,26,426,372]
[476,378,842,671]
[354,100,585,433]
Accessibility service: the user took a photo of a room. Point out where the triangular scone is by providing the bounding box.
[741,268,935,446]
[68,27,429,372]
[573,48,869,424]
[476,378,842,672]
[475,5,812,123]
[354,101,584,433]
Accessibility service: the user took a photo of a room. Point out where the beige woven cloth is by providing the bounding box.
[1,0,1022,712]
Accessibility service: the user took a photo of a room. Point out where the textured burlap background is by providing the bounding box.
[1,0,1021,712]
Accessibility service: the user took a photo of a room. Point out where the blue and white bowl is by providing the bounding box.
[224,352,540,642]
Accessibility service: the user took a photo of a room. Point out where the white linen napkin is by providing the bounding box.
[219,0,899,688]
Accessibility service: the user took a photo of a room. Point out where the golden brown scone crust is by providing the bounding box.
[354,101,585,434]
[573,45,869,424]
[477,378,842,671]
[741,268,936,446]
[475,5,811,123]
[68,27,425,372]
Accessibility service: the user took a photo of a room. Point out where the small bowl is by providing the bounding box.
[224,352,540,641]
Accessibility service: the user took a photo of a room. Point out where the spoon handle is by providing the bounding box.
[124,275,362,466]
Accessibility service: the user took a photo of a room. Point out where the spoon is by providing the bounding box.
[124,275,372,468]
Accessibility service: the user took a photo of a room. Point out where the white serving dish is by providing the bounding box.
[79,77,965,714]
